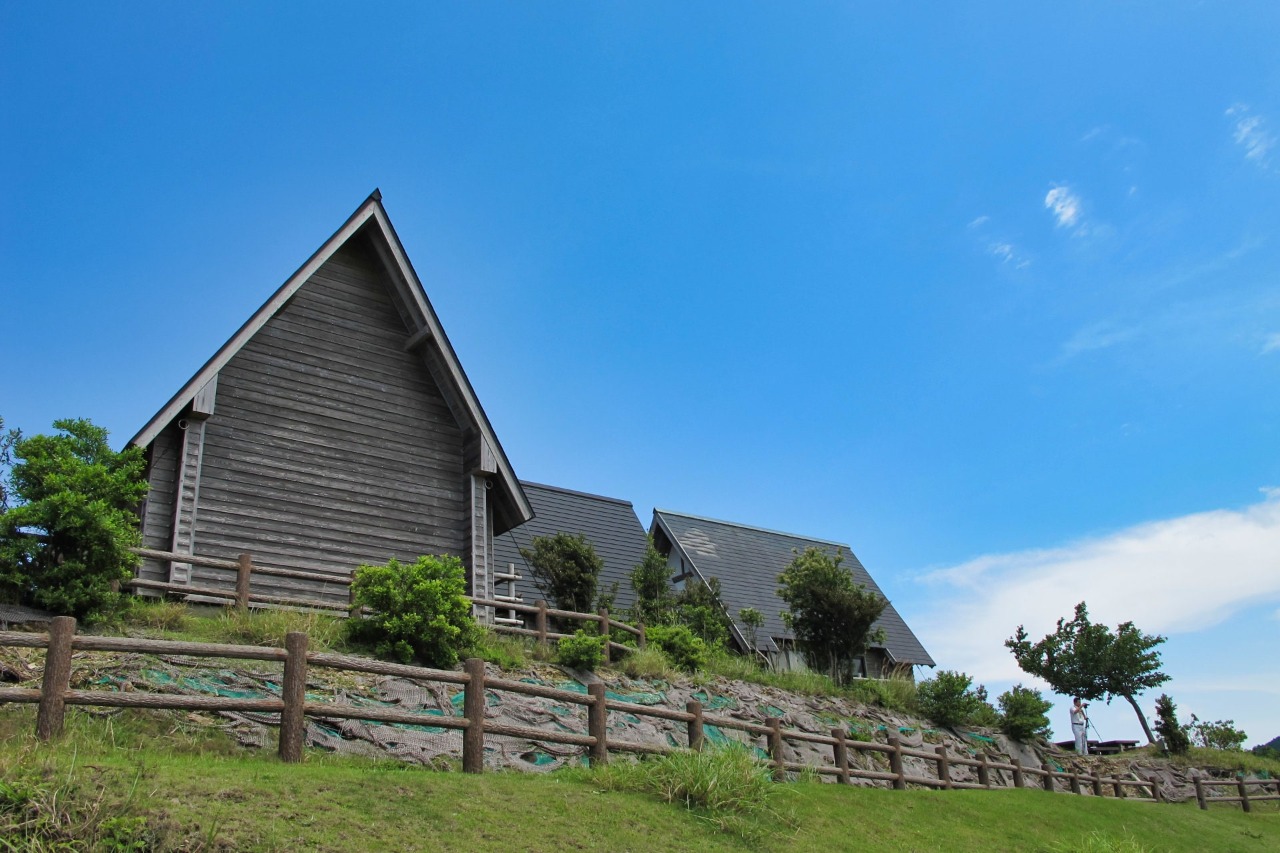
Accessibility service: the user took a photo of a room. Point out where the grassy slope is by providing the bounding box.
[2,708,1277,853]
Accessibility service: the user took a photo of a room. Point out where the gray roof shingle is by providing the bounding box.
[491,482,649,615]
[651,509,935,667]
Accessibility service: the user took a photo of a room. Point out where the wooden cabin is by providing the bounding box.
[651,509,935,677]
[130,191,532,613]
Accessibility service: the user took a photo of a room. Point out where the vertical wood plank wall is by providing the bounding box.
[138,425,180,583]
[139,236,471,604]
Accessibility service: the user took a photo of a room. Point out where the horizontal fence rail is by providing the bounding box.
[1193,774,1280,812]
[127,547,647,657]
[3,618,1248,808]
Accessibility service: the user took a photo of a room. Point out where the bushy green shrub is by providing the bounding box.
[347,555,480,666]
[0,418,147,621]
[916,670,993,728]
[1153,694,1190,755]
[997,684,1053,741]
[1189,715,1247,751]
[556,629,604,670]
[645,624,708,672]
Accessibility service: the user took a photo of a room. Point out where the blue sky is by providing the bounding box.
[3,4,1277,745]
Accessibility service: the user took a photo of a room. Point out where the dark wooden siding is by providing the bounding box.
[189,238,468,603]
[138,424,181,583]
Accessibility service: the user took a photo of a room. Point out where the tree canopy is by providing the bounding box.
[520,532,603,614]
[1005,601,1169,744]
[0,417,148,620]
[777,546,886,685]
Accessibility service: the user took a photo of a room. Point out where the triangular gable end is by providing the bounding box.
[130,190,532,533]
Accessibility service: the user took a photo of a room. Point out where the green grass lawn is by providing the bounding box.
[2,706,1276,853]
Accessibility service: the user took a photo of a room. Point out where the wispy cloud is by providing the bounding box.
[1226,104,1276,165]
[915,488,1280,682]
[1044,185,1083,229]
[1262,333,1280,355]
[1057,320,1138,360]
[968,215,1030,268]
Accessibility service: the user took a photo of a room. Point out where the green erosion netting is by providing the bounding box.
[4,646,1126,786]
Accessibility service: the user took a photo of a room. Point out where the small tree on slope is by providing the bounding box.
[777,547,886,685]
[1005,601,1168,744]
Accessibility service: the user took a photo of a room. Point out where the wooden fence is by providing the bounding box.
[1,619,1174,803]
[126,547,645,660]
[1193,774,1280,812]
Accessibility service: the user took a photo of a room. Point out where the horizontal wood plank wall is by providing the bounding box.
[138,425,180,584]
[189,237,468,603]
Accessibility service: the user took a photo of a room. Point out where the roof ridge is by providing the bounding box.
[520,480,634,508]
[653,508,850,549]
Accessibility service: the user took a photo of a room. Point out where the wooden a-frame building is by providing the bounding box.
[130,191,532,611]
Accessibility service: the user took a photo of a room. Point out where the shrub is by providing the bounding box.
[738,607,764,653]
[916,670,991,728]
[556,629,604,670]
[520,533,602,614]
[347,555,480,666]
[1189,715,1247,751]
[645,624,708,672]
[1153,694,1190,755]
[0,418,148,621]
[997,684,1053,741]
[673,577,733,648]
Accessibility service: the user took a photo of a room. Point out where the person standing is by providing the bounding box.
[1070,697,1088,755]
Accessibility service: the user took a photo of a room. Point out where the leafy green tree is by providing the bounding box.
[1189,715,1247,751]
[1006,601,1169,744]
[738,606,764,654]
[347,554,481,666]
[1154,693,1190,755]
[520,532,603,614]
[997,685,1053,742]
[777,547,886,685]
[645,623,708,672]
[0,418,147,620]
[674,576,733,648]
[629,536,675,626]
[916,670,992,728]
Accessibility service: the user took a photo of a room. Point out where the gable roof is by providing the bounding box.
[651,509,935,667]
[129,190,532,533]
[492,482,649,612]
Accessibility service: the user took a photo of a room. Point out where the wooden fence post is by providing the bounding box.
[588,682,608,767]
[278,631,308,763]
[535,600,548,647]
[1238,775,1251,813]
[832,728,851,784]
[977,753,990,788]
[765,718,785,782]
[1148,776,1163,803]
[1011,756,1025,789]
[1193,775,1207,810]
[638,623,646,649]
[888,734,907,790]
[1091,772,1103,797]
[686,700,704,751]
[598,609,611,665]
[236,553,252,612]
[36,616,76,741]
[1042,763,1056,792]
[1069,771,1081,796]
[935,744,952,790]
[463,658,486,773]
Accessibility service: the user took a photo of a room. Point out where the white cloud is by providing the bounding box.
[1058,320,1137,359]
[1261,333,1280,354]
[914,489,1280,683]
[968,215,990,229]
[1044,185,1082,228]
[1226,104,1276,165]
